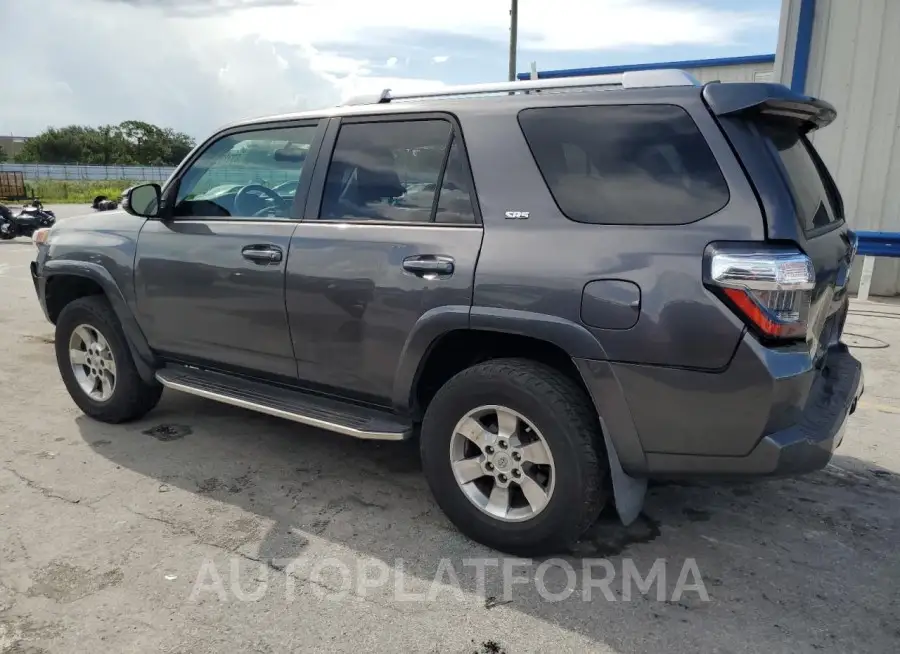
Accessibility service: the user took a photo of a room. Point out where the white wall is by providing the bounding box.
[684,62,774,84]
[778,0,900,296]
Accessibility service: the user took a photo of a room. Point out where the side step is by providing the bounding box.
[155,365,413,441]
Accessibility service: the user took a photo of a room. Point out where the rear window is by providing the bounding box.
[763,124,843,233]
[517,104,730,225]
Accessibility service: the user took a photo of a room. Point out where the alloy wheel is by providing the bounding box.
[68,324,117,402]
[448,405,556,522]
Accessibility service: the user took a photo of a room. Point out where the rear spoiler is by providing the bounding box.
[702,82,837,133]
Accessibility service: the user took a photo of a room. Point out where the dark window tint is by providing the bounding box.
[518,105,730,225]
[435,137,476,224]
[763,124,842,233]
[320,119,455,222]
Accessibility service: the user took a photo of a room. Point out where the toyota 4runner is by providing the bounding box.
[30,70,864,555]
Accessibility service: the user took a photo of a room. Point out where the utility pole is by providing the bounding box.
[508,0,519,81]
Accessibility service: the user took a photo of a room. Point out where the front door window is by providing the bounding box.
[173,124,319,219]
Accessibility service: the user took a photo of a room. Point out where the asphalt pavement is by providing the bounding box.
[0,205,898,653]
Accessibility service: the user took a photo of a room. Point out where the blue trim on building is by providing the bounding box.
[791,0,816,93]
[517,53,776,81]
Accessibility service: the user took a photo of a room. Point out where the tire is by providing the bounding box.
[55,295,163,423]
[420,358,608,555]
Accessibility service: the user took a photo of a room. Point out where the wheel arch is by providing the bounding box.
[392,306,608,415]
[395,308,649,526]
[43,260,157,383]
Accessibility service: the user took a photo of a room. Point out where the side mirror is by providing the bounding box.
[123,183,161,218]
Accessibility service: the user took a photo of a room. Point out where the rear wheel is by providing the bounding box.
[420,358,608,555]
[55,296,162,423]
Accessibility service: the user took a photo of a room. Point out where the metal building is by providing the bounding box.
[521,1,898,296]
[518,53,775,84]
[777,0,900,296]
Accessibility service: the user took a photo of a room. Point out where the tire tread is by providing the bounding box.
[55,295,162,423]
[420,357,607,555]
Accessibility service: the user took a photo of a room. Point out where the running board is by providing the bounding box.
[155,365,412,441]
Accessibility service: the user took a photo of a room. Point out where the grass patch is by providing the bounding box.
[23,180,133,204]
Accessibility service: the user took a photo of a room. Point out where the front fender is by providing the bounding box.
[43,260,157,383]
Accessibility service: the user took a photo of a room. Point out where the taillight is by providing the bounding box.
[705,244,816,340]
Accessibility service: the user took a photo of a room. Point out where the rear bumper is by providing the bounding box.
[642,344,863,477]
[576,341,864,479]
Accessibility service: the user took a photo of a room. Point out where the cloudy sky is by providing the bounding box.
[0,0,780,138]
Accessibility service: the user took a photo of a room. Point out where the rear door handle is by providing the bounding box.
[242,245,283,264]
[402,255,454,277]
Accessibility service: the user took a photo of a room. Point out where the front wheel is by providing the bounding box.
[420,358,608,555]
[55,295,163,423]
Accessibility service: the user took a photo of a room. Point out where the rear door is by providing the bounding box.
[760,122,855,351]
[285,114,484,405]
[709,88,855,358]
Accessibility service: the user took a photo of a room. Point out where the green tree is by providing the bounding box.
[14,122,195,166]
[0,145,7,163]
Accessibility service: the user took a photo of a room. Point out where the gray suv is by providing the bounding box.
[30,71,864,555]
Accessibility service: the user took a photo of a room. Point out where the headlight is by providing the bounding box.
[32,227,52,247]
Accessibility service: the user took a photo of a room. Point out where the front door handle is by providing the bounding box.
[402,255,455,277]
[242,245,283,264]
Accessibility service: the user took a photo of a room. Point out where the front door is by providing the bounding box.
[286,115,484,403]
[134,120,322,379]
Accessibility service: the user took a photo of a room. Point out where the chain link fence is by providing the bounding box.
[0,163,176,182]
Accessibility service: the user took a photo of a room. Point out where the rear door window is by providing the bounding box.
[319,118,478,224]
[762,124,843,234]
[518,104,730,225]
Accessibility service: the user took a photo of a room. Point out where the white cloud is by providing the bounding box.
[0,1,339,137]
[0,0,773,137]
[0,0,445,137]
[223,0,773,51]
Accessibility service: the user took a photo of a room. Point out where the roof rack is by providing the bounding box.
[343,69,700,106]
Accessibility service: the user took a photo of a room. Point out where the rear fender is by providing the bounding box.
[394,306,648,523]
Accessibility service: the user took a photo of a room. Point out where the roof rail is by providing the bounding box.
[343,69,700,106]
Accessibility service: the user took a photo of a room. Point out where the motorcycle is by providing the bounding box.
[0,199,56,240]
[92,194,119,211]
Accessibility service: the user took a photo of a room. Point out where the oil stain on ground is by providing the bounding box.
[571,512,661,557]
[142,424,192,441]
[472,640,507,654]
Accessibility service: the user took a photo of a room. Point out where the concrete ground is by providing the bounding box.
[1,205,898,653]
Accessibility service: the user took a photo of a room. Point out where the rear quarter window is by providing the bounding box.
[518,104,730,225]
[762,123,843,234]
